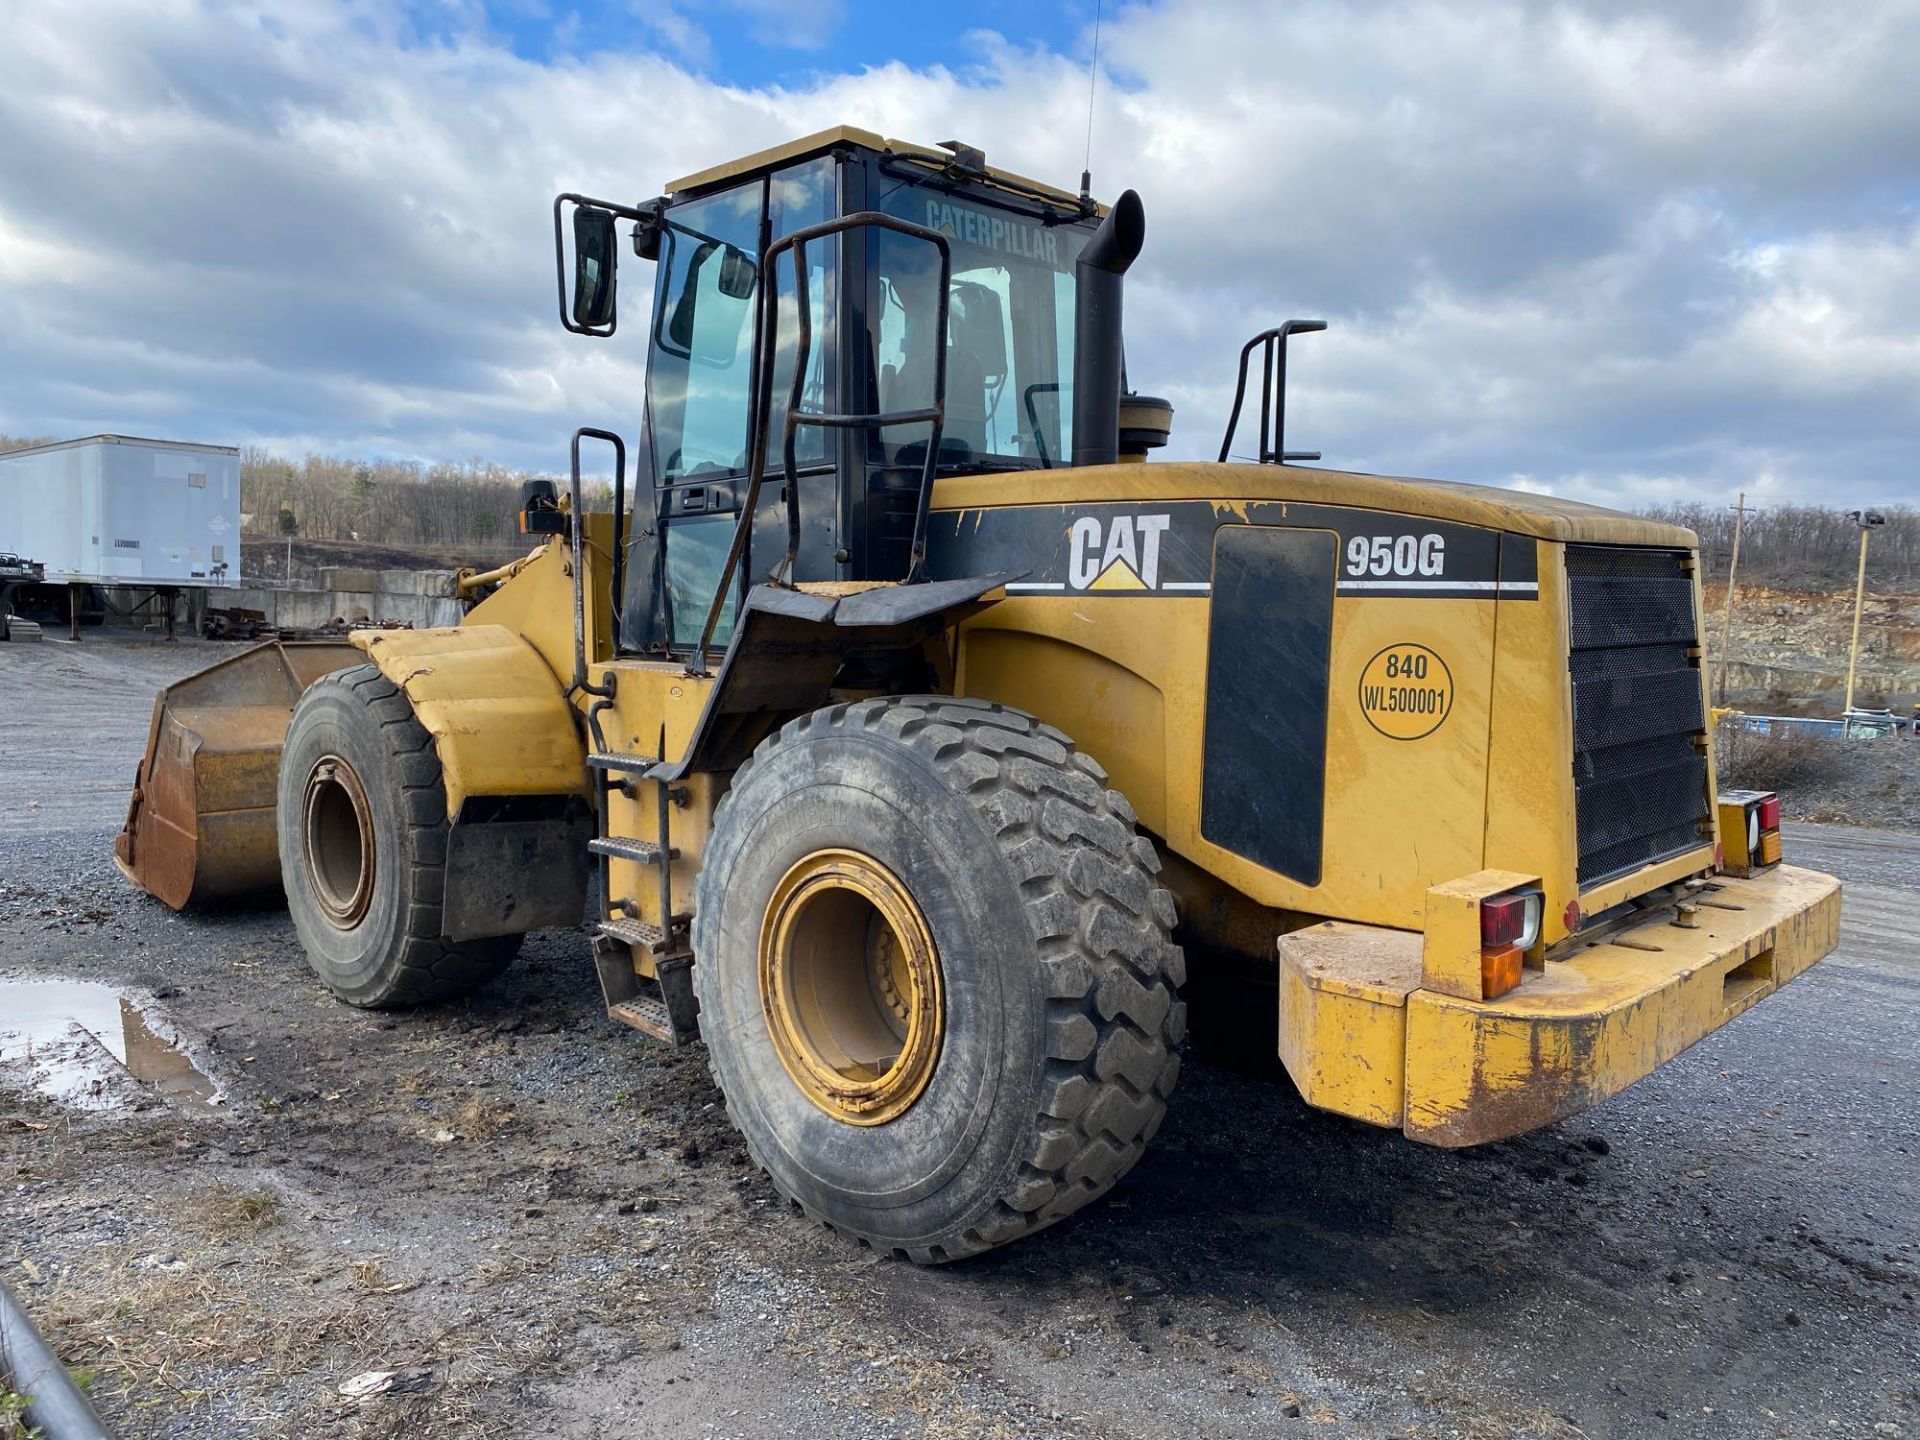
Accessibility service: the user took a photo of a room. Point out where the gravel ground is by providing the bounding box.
[1,634,1915,1440]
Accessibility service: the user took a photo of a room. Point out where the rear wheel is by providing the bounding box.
[278,663,520,1007]
[694,696,1185,1263]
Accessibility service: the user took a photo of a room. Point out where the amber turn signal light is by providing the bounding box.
[1481,942,1524,1001]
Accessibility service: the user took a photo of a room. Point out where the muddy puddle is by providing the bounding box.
[0,977,220,1111]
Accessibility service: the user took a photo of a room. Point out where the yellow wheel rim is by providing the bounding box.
[758,848,944,1126]
[302,754,375,930]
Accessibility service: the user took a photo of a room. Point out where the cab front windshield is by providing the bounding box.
[868,172,1094,468]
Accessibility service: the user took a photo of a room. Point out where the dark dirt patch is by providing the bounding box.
[3,637,1916,1439]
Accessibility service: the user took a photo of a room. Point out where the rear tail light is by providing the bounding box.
[1479,888,1542,999]
[1481,890,1543,950]
[1717,788,1782,876]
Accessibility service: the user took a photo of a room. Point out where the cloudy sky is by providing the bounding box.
[2,0,1916,508]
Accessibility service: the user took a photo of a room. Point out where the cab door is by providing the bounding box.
[635,156,840,656]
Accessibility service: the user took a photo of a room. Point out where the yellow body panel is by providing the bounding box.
[958,587,1501,929]
[350,623,589,816]
[1278,864,1841,1145]
[1277,921,1420,1127]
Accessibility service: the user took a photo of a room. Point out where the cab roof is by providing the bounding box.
[665,125,1090,211]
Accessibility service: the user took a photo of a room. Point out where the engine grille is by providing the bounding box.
[1566,545,1712,887]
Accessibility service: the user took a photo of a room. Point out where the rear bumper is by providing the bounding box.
[1277,864,1843,1147]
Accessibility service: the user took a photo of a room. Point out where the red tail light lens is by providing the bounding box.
[1758,795,1781,832]
[1481,894,1525,947]
[1480,890,1543,950]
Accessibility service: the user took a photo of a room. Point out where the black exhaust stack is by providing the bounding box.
[1071,189,1146,467]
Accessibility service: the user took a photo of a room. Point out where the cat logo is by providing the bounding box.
[1068,513,1171,591]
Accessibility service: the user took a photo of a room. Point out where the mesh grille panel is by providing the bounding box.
[1566,545,1712,887]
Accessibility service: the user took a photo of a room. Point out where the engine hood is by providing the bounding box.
[931,461,1697,550]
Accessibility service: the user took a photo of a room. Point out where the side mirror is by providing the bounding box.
[554,192,658,338]
[571,206,618,332]
[666,240,756,365]
[948,280,1007,383]
[719,245,756,300]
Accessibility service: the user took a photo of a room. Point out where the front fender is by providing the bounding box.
[351,624,589,819]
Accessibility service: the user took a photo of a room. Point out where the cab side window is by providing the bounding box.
[647,181,761,482]
[766,157,836,467]
[649,157,842,651]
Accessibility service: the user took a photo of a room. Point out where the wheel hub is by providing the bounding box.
[302,754,376,930]
[758,848,943,1126]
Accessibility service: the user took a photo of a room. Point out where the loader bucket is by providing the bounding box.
[114,641,363,909]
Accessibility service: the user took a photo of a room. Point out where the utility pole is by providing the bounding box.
[1842,509,1887,730]
[1714,492,1746,707]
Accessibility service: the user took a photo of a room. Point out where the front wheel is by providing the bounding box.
[277,664,520,1007]
[693,696,1185,1263]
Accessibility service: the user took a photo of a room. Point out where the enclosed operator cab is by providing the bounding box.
[555,128,1119,668]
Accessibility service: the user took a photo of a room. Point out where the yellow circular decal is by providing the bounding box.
[1359,644,1453,740]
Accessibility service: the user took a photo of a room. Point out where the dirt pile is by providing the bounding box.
[1703,583,1920,713]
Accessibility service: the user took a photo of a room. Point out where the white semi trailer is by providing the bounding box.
[0,435,242,638]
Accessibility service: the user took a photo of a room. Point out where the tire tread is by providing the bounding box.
[289,665,517,1007]
[693,694,1183,1261]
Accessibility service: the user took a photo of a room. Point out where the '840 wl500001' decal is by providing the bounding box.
[924,499,1538,600]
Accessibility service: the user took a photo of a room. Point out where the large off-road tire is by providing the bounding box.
[693,696,1185,1263]
[278,663,520,1007]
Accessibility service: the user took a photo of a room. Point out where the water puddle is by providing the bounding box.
[0,977,221,1112]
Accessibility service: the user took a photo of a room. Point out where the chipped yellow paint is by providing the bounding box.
[1277,921,1421,1126]
[1404,863,1841,1145]
[1279,865,1839,1143]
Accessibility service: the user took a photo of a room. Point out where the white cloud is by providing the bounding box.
[0,0,1915,510]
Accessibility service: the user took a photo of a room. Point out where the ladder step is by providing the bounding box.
[589,836,678,864]
[587,751,661,775]
[608,995,678,1043]
[590,935,700,1046]
[597,916,689,956]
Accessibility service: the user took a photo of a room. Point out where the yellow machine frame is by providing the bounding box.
[292,460,1844,1148]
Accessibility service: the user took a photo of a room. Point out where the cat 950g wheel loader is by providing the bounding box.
[115,127,1841,1263]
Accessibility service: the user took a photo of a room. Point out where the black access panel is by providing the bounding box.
[1200,526,1338,886]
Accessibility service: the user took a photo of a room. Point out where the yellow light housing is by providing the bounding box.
[1717,788,1781,877]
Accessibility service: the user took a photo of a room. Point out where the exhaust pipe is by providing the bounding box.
[1071,188,1146,468]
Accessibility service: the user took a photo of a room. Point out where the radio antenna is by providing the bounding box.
[1080,0,1104,208]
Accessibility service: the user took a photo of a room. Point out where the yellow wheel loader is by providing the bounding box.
[116,127,1842,1263]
